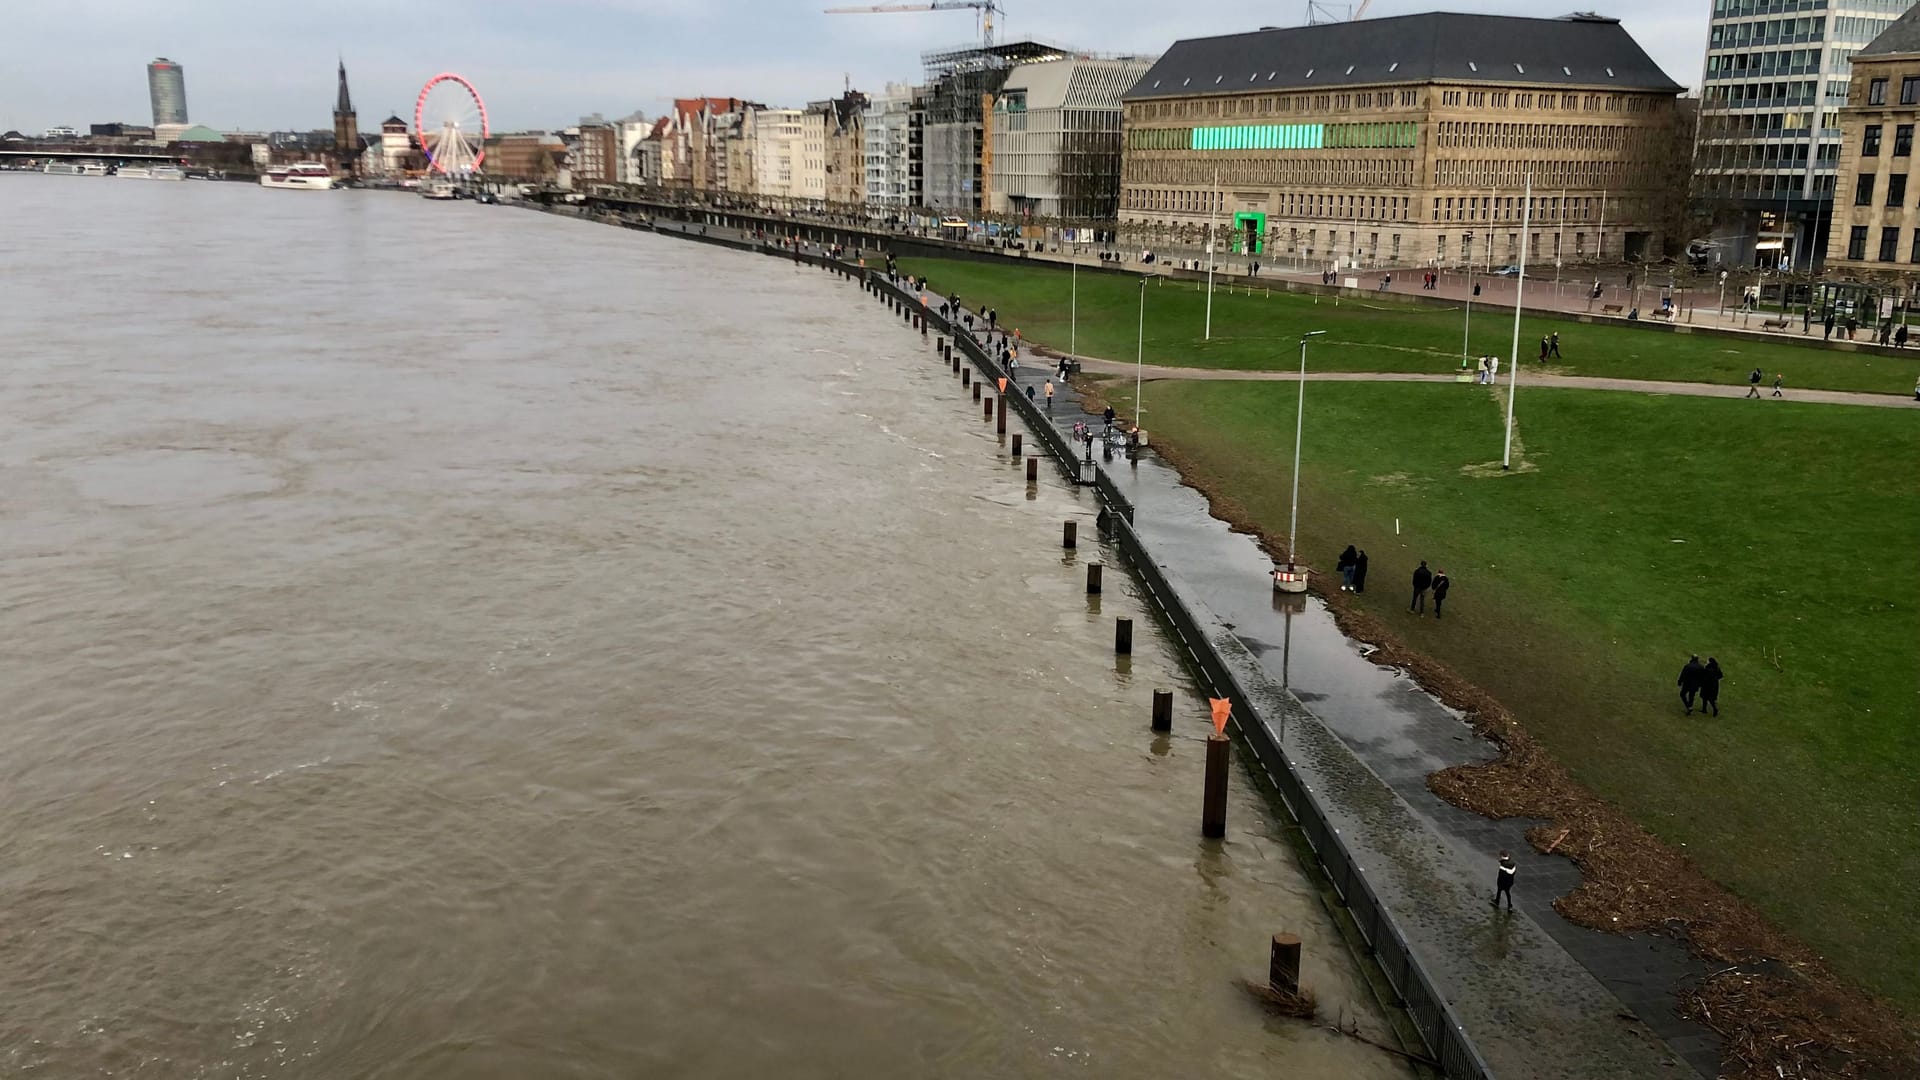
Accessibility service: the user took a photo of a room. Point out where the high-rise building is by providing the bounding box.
[1693,0,1914,270]
[863,83,924,218]
[148,58,188,127]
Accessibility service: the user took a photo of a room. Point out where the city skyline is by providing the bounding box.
[0,0,1707,134]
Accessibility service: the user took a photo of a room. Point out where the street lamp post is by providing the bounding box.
[1463,230,1475,368]
[1277,330,1328,595]
[1502,176,1532,471]
[1136,275,1147,429]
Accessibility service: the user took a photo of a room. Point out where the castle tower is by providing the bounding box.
[333,59,361,176]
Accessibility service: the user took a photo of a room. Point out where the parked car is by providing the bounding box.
[1493,264,1523,277]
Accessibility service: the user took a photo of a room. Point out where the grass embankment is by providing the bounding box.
[1101,377,1919,1014]
[897,256,1920,395]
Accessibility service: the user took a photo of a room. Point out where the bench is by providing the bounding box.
[1601,303,1625,315]
[1761,317,1791,330]
[1647,307,1674,320]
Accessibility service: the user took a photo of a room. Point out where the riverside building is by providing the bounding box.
[1694,0,1911,270]
[988,55,1155,222]
[1117,12,1685,270]
[1825,6,1920,276]
[148,58,188,127]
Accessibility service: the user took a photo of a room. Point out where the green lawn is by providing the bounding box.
[1105,378,1920,1011]
[898,256,1920,395]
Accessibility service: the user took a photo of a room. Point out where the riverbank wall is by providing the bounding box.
[554,206,1701,1079]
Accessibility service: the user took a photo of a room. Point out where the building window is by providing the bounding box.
[1847,225,1868,260]
[1890,174,1908,207]
[1869,78,1887,106]
[1910,230,1920,263]
[1856,173,1875,206]
[1864,124,1882,156]
[1880,227,1900,263]
[1898,125,1914,157]
[1904,77,1920,106]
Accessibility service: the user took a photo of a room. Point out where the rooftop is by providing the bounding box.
[1124,12,1682,100]
[1857,6,1920,57]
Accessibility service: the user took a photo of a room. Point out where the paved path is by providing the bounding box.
[1067,355,1916,409]
[933,309,1718,1078]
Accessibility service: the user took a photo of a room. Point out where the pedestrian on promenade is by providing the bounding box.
[1409,560,1433,613]
[1897,323,1909,348]
[1492,852,1517,910]
[1771,372,1785,398]
[1009,353,1019,380]
[1699,658,1723,716]
[1678,654,1705,714]
[1881,319,1895,346]
[1823,310,1836,340]
[1746,367,1764,398]
[1025,384,1036,402]
[1252,260,1260,278]
[987,308,998,330]
[1044,380,1054,412]
[1102,405,1116,431]
[1337,545,1358,591]
[1431,569,1451,618]
[1352,550,1369,594]
[1549,332,1561,359]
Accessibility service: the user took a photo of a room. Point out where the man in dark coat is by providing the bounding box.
[1410,560,1433,613]
[1699,658,1724,716]
[1491,851,1517,910]
[1431,569,1451,618]
[1678,655,1705,714]
[1352,550,1369,593]
[1336,545,1358,591]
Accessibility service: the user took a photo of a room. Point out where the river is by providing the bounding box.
[0,175,1405,1079]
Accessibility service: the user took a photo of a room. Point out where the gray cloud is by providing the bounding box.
[0,0,1705,134]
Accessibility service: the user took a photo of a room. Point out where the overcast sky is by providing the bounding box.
[1,0,1709,134]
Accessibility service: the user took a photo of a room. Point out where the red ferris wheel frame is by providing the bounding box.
[414,72,489,174]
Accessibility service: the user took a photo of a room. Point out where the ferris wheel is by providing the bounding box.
[415,72,489,175]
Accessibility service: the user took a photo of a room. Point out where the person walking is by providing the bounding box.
[1898,323,1910,348]
[1102,405,1116,431]
[1548,332,1561,359]
[1771,372,1785,398]
[1431,569,1451,618]
[1678,654,1705,714]
[1538,335,1550,362]
[1336,545,1358,591]
[1823,310,1836,340]
[1492,851,1517,910]
[1352,550,1369,594]
[1746,367,1764,398]
[1409,560,1433,613]
[1488,355,1500,383]
[1699,657,1724,717]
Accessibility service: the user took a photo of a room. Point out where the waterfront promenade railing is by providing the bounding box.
[853,263,1494,1080]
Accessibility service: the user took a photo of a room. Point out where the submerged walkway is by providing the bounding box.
[1067,356,1916,409]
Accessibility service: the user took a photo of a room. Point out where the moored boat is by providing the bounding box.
[259,163,335,190]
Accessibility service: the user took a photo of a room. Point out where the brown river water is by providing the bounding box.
[0,176,1405,1079]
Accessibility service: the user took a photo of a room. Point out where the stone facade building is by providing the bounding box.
[1119,13,1684,270]
[1826,7,1920,276]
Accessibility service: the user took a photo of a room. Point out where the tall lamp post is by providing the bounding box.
[1502,176,1532,472]
[1275,330,1328,595]
[1462,230,1476,368]
[1136,275,1147,427]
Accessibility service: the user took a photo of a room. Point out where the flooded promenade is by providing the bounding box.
[0,177,1404,1078]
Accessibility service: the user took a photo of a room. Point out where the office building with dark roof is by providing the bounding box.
[1117,12,1686,271]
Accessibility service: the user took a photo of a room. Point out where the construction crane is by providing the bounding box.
[1306,0,1372,23]
[825,1,1003,48]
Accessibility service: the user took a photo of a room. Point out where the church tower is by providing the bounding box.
[333,59,361,176]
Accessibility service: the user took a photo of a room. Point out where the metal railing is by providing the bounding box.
[850,262,1492,1080]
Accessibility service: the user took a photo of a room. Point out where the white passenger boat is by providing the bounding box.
[259,163,335,190]
[43,162,81,175]
[421,179,456,200]
[117,165,153,179]
[78,161,110,176]
[147,165,186,181]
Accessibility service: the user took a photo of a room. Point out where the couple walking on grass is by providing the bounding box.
[1678,655,1725,716]
[1334,545,1368,592]
[1409,560,1450,617]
